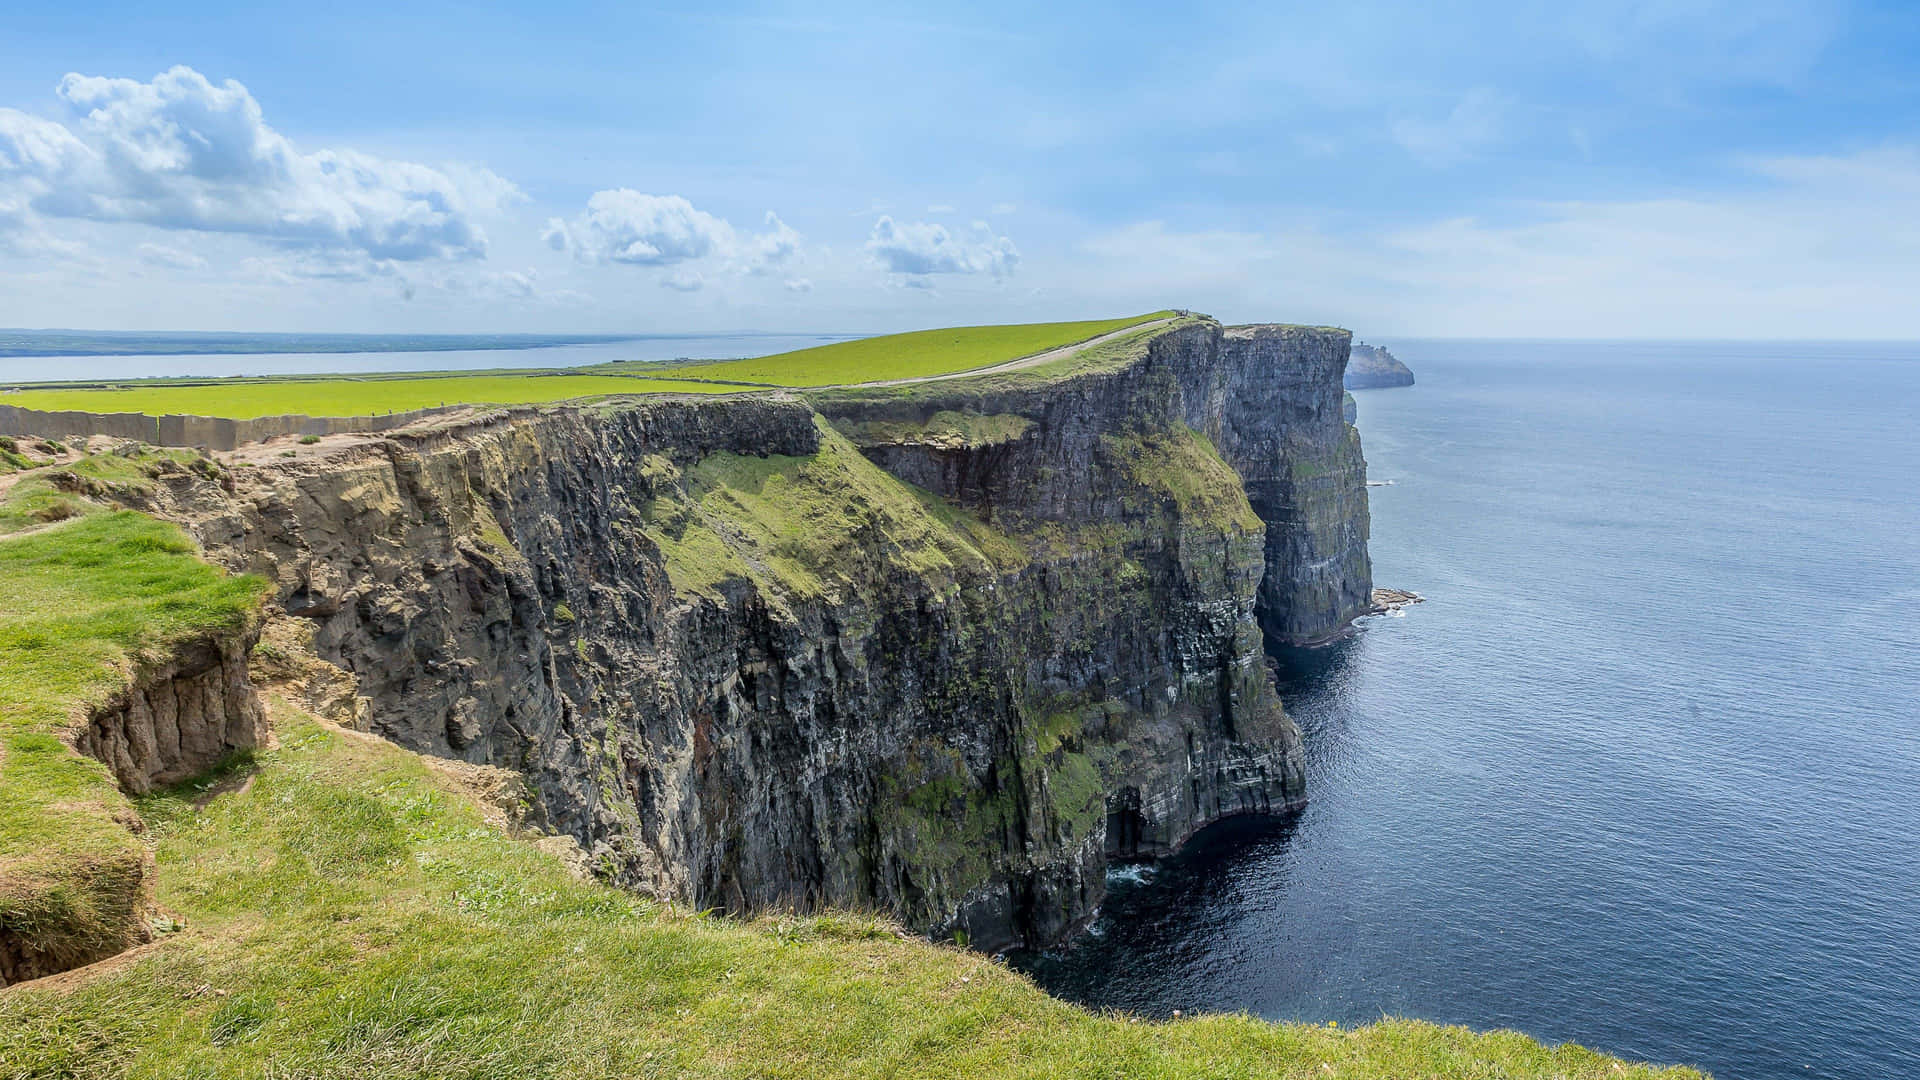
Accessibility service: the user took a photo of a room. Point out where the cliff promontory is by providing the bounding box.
[1345,341,1415,389]
[104,315,1371,953]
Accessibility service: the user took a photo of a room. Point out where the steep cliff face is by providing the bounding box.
[149,318,1369,952]
[821,321,1372,648]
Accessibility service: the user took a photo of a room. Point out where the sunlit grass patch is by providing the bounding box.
[0,709,1704,1078]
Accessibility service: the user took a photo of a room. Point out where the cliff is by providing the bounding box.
[116,316,1370,953]
[1345,341,1415,389]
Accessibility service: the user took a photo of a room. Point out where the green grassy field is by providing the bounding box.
[630,310,1177,387]
[0,703,1701,1080]
[0,312,1177,421]
[0,373,739,422]
[0,450,267,980]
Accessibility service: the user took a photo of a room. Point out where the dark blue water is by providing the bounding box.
[1017,341,1920,1080]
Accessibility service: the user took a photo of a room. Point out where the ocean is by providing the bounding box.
[1013,340,1920,1080]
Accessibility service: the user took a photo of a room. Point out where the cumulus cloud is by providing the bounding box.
[866,216,1019,283]
[0,66,517,261]
[546,192,803,289]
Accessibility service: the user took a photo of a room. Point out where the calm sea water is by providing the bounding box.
[1016,341,1920,1080]
[0,332,857,383]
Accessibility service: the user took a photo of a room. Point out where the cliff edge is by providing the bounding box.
[108,315,1370,953]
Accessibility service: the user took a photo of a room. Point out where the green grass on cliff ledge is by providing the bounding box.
[0,453,267,975]
[0,706,1704,1080]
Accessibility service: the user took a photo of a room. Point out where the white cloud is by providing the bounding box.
[866,216,1018,283]
[746,211,802,272]
[0,67,517,262]
[0,108,88,176]
[547,192,804,291]
[784,277,813,293]
[1079,145,1920,337]
[546,191,730,266]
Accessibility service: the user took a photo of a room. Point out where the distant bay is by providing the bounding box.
[0,331,863,383]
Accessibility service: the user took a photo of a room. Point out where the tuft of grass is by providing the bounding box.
[1104,423,1265,532]
[0,709,1703,1079]
[0,451,267,979]
[644,419,1024,606]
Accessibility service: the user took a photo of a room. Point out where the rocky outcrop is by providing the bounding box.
[139,317,1369,953]
[72,630,267,796]
[2,624,264,988]
[1345,342,1415,389]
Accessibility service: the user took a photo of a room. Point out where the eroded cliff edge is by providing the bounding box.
[145,316,1370,952]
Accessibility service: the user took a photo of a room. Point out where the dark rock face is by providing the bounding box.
[73,630,266,796]
[1345,342,1415,389]
[5,628,264,987]
[161,319,1372,952]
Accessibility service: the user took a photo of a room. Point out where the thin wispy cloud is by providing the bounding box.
[0,1,1913,335]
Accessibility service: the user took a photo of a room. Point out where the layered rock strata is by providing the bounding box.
[132,317,1371,951]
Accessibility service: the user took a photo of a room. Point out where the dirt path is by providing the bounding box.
[814,316,1178,390]
[605,316,1181,394]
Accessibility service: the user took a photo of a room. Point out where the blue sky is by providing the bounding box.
[2,0,1918,336]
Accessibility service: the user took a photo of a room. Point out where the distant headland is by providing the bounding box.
[1346,341,1415,389]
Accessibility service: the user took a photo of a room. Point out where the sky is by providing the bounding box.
[1,0,1918,338]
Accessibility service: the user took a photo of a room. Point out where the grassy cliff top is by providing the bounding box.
[622,311,1177,387]
[1,701,1703,1080]
[0,448,267,978]
[0,313,1178,421]
[0,438,1704,1078]
[0,372,743,421]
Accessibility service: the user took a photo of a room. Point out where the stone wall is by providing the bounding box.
[0,402,462,451]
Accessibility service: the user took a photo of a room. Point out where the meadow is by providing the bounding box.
[1,701,1699,1080]
[0,449,267,981]
[0,373,738,422]
[0,313,1177,421]
[624,311,1177,387]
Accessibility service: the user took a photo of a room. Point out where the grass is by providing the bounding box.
[644,420,1023,607]
[0,442,1703,1078]
[1,373,740,421]
[0,450,267,978]
[628,311,1177,387]
[0,313,1176,421]
[807,315,1209,412]
[0,707,1704,1080]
